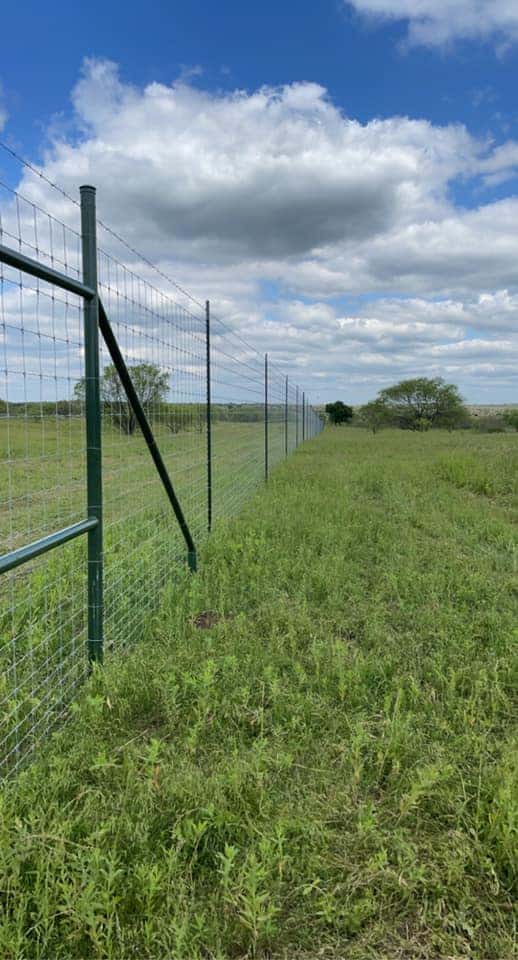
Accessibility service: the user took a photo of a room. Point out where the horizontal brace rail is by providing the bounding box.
[0,518,98,576]
[98,299,197,571]
[0,242,95,301]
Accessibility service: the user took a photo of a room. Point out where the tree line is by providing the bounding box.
[0,363,286,431]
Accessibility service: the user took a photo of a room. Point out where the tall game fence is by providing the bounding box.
[0,182,324,777]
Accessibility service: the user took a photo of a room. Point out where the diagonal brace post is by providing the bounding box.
[97,300,197,572]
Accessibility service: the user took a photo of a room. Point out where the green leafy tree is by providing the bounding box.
[74,363,169,435]
[378,377,467,432]
[325,401,353,425]
[358,398,391,434]
[503,409,518,431]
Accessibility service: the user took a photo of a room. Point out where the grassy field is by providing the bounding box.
[0,417,289,774]
[0,426,517,958]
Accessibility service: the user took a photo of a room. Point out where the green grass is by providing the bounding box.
[0,417,289,773]
[0,427,517,958]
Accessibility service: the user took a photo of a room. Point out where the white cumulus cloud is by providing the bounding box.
[346,0,518,48]
[19,58,479,265]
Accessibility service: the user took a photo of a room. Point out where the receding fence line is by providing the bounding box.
[0,182,324,778]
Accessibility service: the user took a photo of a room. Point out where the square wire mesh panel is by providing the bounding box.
[0,183,88,777]
[267,361,289,473]
[209,315,267,519]
[96,237,207,653]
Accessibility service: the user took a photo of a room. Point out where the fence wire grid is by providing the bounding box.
[0,181,323,777]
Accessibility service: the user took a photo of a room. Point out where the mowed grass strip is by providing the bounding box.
[0,428,516,959]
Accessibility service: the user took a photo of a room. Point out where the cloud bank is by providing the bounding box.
[5,59,518,402]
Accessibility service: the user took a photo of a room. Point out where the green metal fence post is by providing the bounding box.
[302,391,305,443]
[80,185,103,666]
[264,353,269,481]
[205,299,212,533]
[285,375,288,457]
[295,385,299,447]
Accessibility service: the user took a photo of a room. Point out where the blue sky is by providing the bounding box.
[2,0,518,403]
[4,0,518,165]
[3,0,518,152]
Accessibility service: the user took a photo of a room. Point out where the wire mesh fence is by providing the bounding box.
[95,240,207,656]
[0,183,88,775]
[0,181,324,778]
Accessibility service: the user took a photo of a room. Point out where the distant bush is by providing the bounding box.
[357,399,392,434]
[471,415,506,434]
[325,401,353,425]
[503,409,518,431]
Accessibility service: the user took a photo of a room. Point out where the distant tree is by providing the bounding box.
[503,409,518,431]
[378,377,467,432]
[325,401,353,425]
[55,399,82,417]
[358,398,391,434]
[74,363,169,435]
